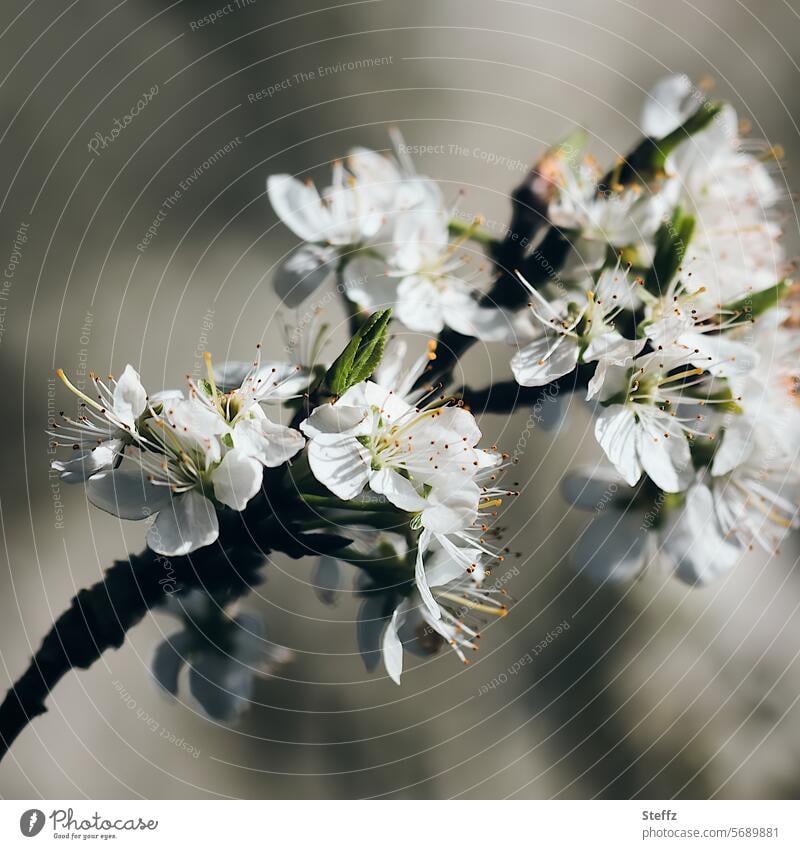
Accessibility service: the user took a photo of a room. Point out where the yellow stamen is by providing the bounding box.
[56,368,105,412]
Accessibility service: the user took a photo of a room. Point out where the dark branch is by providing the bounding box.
[460,365,593,415]
[0,495,348,761]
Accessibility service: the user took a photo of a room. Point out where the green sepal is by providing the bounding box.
[643,207,695,295]
[722,279,790,321]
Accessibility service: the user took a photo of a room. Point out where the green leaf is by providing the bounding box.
[610,101,723,185]
[654,101,723,169]
[643,207,695,294]
[325,308,392,396]
[722,279,790,320]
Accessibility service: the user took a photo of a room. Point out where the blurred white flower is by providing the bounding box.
[152,590,292,722]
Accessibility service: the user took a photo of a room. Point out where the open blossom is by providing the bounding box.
[299,374,498,512]
[511,265,645,397]
[642,75,786,305]
[563,465,742,585]
[344,208,515,339]
[593,349,704,492]
[381,541,507,684]
[300,338,504,617]
[547,148,670,251]
[50,365,150,482]
[267,132,441,308]
[53,353,305,556]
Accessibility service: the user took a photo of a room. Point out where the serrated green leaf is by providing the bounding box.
[325,308,392,396]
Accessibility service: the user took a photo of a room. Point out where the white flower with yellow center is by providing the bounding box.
[593,349,706,492]
[511,266,645,398]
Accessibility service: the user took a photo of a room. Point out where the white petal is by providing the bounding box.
[307,437,372,500]
[392,208,449,271]
[267,174,332,243]
[663,483,743,585]
[583,331,646,365]
[300,403,371,438]
[233,418,305,467]
[369,468,426,512]
[420,483,480,535]
[211,450,263,511]
[273,244,335,307]
[414,528,441,620]
[87,469,172,519]
[373,337,408,390]
[113,364,147,429]
[573,508,649,582]
[711,417,754,476]
[147,491,220,556]
[641,74,693,138]
[52,440,121,483]
[424,544,478,587]
[636,413,692,493]
[212,361,252,392]
[511,336,579,387]
[395,275,445,333]
[682,332,759,378]
[382,607,405,684]
[594,405,643,487]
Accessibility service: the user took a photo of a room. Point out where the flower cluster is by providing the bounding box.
[46,71,800,722]
[51,352,307,556]
[52,332,511,688]
[519,75,799,583]
[268,131,518,341]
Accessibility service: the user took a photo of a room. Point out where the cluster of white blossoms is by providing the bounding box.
[268,130,517,340]
[52,330,510,685]
[514,75,799,584]
[51,353,308,556]
[48,72,799,708]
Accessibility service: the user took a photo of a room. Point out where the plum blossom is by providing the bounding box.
[268,132,441,308]
[547,147,670,250]
[563,465,742,585]
[344,208,515,339]
[593,349,705,492]
[642,76,786,306]
[511,265,645,397]
[380,541,507,684]
[50,365,150,482]
[54,353,305,556]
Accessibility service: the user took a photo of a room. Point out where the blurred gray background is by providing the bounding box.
[1,0,800,799]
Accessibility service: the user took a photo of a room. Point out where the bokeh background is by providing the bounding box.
[1,0,800,799]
